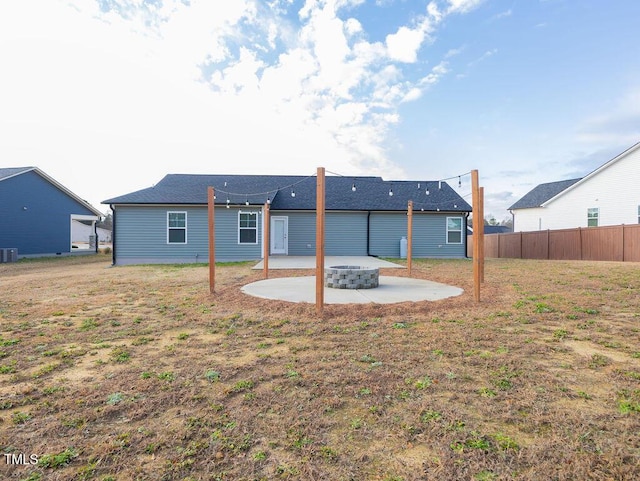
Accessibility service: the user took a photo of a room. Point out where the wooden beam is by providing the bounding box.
[208,186,215,294]
[471,170,480,302]
[407,200,413,277]
[316,167,325,314]
[263,201,270,279]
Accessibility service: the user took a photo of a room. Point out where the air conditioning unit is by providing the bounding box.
[4,248,18,263]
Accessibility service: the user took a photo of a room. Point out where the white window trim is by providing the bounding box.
[238,211,259,245]
[167,211,187,244]
[446,216,463,244]
[587,207,599,227]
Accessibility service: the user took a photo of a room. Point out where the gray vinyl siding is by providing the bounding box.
[277,211,316,256]
[369,212,407,257]
[114,205,262,264]
[369,212,466,258]
[326,212,368,255]
[113,206,464,265]
[412,214,465,258]
[273,211,368,256]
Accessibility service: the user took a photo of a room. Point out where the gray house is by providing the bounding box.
[103,174,471,265]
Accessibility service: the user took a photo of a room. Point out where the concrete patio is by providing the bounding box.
[244,256,464,304]
[252,255,404,270]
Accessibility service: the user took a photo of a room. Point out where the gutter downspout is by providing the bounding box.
[464,212,469,259]
[110,205,116,266]
[94,220,99,254]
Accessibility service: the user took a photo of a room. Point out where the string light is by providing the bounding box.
[245,198,249,206]
[351,183,357,192]
[267,197,271,205]
[291,189,296,198]
[458,176,462,188]
[425,188,430,195]
[388,187,394,197]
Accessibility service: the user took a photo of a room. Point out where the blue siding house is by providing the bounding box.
[103,174,472,265]
[0,167,103,257]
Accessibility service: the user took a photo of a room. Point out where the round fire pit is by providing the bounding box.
[324,265,379,289]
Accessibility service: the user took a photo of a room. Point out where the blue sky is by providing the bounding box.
[1,0,639,219]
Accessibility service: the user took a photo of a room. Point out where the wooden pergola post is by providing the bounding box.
[407,200,413,277]
[208,186,215,294]
[479,186,485,283]
[471,170,480,302]
[263,201,270,279]
[316,167,325,314]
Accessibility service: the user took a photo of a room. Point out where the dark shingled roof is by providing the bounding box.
[103,174,472,213]
[509,178,582,210]
[0,167,33,181]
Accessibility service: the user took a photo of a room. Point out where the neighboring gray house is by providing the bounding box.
[103,174,472,265]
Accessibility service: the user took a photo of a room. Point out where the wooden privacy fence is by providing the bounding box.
[467,224,640,262]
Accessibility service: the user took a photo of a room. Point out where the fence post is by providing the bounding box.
[547,229,550,260]
[579,227,583,260]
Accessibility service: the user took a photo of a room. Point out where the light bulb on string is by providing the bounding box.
[425,188,430,195]
[267,197,271,205]
[291,189,296,198]
[458,176,462,188]
[351,183,356,192]
[388,187,393,197]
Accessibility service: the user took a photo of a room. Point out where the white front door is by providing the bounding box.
[271,216,288,255]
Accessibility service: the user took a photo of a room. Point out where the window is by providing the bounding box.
[238,212,258,244]
[167,212,187,243]
[446,217,463,244]
[587,208,599,227]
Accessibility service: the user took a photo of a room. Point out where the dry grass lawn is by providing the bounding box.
[1,254,639,481]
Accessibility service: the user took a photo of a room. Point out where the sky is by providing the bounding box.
[1,0,639,220]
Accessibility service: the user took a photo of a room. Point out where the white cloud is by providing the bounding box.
[576,89,640,146]
[386,26,426,63]
[495,9,512,19]
[447,0,484,15]
[0,0,485,210]
[420,61,450,85]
